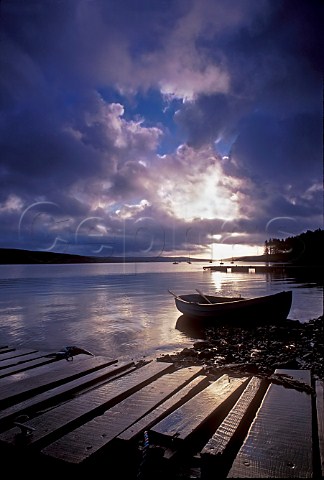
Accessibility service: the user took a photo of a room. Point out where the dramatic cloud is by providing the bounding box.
[0,0,322,258]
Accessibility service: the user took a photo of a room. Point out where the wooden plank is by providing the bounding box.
[200,377,264,478]
[316,380,324,478]
[0,351,52,369]
[0,347,15,354]
[0,361,174,448]
[0,349,38,361]
[150,375,249,444]
[0,360,134,428]
[227,369,313,478]
[0,356,116,406]
[0,356,60,379]
[117,374,209,442]
[41,365,203,464]
[0,353,106,390]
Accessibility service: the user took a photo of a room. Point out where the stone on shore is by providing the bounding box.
[158,315,323,380]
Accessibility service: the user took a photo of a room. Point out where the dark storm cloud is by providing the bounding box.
[0,0,322,256]
[174,93,246,148]
[176,1,323,148]
[230,112,322,182]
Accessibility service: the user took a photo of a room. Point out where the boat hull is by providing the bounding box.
[174,291,292,323]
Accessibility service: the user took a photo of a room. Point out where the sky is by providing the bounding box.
[0,0,323,260]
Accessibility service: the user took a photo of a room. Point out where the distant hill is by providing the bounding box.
[0,248,208,264]
[0,248,306,265]
[0,248,96,264]
[234,253,288,263]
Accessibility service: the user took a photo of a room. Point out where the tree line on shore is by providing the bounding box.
[263,228,323,265]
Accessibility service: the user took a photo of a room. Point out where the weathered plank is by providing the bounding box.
[150,375,249,444]
[117,374,209,442]
[227,369,313,478]
[0,351,52,370]
[0,356,59,379]
[316,380,324,478]
[0,361,174,448]
[200,377,264,478]
[0,349,38,361]
[0,354,102,389]
[0,347,15,354]
[41,365,203,464]
[0,356,116,406]
[0,360,134,428]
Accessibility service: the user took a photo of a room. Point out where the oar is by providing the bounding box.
[168,289,197,305]
[195,288,212,304]
[168,289,181,299]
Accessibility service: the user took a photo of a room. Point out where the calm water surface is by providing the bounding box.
[0,262,322,361]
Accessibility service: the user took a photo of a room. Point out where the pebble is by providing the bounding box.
[158,315,324,380]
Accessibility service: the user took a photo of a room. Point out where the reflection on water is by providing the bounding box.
[0,262,322,362]
[175,315,207,340]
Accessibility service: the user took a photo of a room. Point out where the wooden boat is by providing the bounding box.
[168,289,292,323]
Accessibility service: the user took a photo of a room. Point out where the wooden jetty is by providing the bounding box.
[0,345,323,478]
[202,264,321,275]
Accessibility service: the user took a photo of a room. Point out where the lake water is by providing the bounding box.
[0,262,322,362]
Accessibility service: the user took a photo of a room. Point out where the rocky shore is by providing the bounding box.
[158,315,324,382]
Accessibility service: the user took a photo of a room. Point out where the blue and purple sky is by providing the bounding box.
[0,0,323,260]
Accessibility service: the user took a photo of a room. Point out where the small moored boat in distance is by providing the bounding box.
[168,289,292,324]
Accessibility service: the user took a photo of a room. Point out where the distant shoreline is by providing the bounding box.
[0,247,319,268]
[0,247,252,265]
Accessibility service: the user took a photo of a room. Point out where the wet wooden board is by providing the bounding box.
[200,377,264,477]
[0,360,174,448]
[227,369,313,478]
[0,356,116,406]
[150,375,249,444]
[0,354,103,389]
[316,380,324,477]
[0,347,15,354]
[117,374,210,442]
[0,349,38,361]
[0,351,53,369]
[0,356,60,379]
[0,360,134,428]
[41,365,203,464]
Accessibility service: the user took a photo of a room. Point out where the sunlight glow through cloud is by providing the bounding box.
[0,0,322,257]
[211,242,261,260]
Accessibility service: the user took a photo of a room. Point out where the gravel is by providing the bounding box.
[158,315,324,381]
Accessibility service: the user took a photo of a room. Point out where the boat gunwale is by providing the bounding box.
[177,291,291,307]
